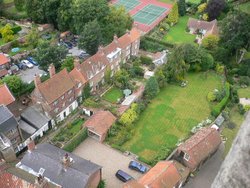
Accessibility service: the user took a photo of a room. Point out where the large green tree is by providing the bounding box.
[0,24,14,42]
[144,77,160,100]
[35,40,68,71]
[61,56,74,72]
[201,35,219,50]
[57,0,73,31]
[26,0,46,23]
[73,0,109,34]
[44,0,60,27]
[78,19,102,55]
[14,0,25,11]
[101,6,133,43]
[220,11,250,54]
[3,75,23,97]
[206,0,225,20]
[178,0,186,16]
[167,2,179,25]
[26,28,39,48]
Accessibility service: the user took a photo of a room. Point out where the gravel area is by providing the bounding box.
[73,138,145,188]
[18,66,47,83]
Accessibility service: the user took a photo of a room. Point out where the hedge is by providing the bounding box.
[143,36,174,48]
[12,26,22,34]
[63,127,88,152]
[211,82,230,117]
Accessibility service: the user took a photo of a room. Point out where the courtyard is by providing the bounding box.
[73,138,145,188]
[111,72,222,163]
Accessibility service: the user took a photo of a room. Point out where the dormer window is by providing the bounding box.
[61,95,64,100]
[78,83,82,88]
[68,90,72,95]
[53,100,58,106]
[184,153,190,161]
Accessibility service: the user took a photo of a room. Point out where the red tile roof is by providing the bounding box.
[36,69,75,104]
[0,54,10,66]
[84,110,116,135]
[118,28,140,48]
[69,67,87,85]
[178,127,221,170]
[0,83,15,106]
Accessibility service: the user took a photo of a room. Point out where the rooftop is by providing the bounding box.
[0,84,15,106]
[0,105,19,133]
[0,53,10,66]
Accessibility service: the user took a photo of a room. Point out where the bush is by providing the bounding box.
[226,121,236,130]
[207,91,216,102]
[11,26,22,34]
[239,76,250,86]
[63,128,88,152]
[140,55,153,65]
[211,82,230,117]
[97,180,106,188]
[238,104,245,115]
[244,105,250,112]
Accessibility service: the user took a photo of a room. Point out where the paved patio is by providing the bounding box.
[73,138,145,188]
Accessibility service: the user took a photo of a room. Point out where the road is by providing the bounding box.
[184,143,225,188]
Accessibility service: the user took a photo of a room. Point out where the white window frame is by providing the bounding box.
[184,153,190,161]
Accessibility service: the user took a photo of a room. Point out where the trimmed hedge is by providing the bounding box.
[143,36,174,48]
[63,127,88,152]
[211,82,230,117]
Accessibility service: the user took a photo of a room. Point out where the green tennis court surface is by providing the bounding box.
[114,0,141,11]
[133,4,167,25]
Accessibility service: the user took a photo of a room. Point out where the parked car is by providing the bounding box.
[21,60,33,69]
[129,161,148,173]
[64,42,73,49]
[27,57,38,66]
[79,51,89,59]
[17,62,27,70]
[115,170,134,182]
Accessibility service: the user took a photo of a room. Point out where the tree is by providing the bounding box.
[82,83,91,100]
[114,69,130,89]
[0,24,14,43]
[104,68,112,84]
[220,11,250,54]
[61,57,74,72]
[26,28,39,48]
[78,20,102,55]
[202,35,219,50]
[57,0,73,31]
[2,75,23,97]
[44,0,60,27]
[14,0,25,11]
[155,68,167,88]
[197,3,207,14]
[119,103,138,126]
[144,77,160,100]
[73,0,109,34]
[206,0,226,21]
[35,40,68,71]
[167,3,179,25]
[178,0,186,16]
[101,6,133,43]
[26,0,46,23]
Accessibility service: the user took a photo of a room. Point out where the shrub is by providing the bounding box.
[97,180,106,188]
[11,26,22,34]
[140,55,153,65]
[244,105,250,112]
[63,128,88,152]
[239,76,250,86]
[83,98,101,108]
[238,104,245,115]
[207,91,216,102]
[211,82,230,117]
[226,121,236,130]
[119,103,138,126]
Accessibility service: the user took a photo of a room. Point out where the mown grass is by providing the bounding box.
[119,72,222,162]
[238,87,250,99]
[103,87,123,103]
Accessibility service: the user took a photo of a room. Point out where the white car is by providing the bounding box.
[21,60,34,69]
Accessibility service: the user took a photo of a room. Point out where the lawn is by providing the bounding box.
[222,106,244,157]
[120,72,222,162]
[164,16,196,44]
[238,87,250,99]
[102,87,123,103]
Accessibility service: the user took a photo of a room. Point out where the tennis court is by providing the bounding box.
[133,4,167,25]
[114,0,141,12]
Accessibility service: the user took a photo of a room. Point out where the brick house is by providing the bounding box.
[16,143,102,188]
[124,160,190,188]
[31,65,78,124]
[174,127,221,172]
[0,83,15,107]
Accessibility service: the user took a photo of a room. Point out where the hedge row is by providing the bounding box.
[143,36,174,48]
[63,127,88,152]
[211,82,231,117]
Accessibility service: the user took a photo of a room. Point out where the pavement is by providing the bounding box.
[18,66,47,83]
[73,138,145,188]
[184,143,225,188]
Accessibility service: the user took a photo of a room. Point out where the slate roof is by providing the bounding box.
[0,105,18,133]
[36,69,75,104]
[21,106,50,129]
[84,110,116,135]
[18,143,101,188]
[19,120,37,140]
[0,84,15,106]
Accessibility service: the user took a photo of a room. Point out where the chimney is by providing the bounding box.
[98,46,104,56]
[27,138,36,152]
[74,58,80,68]
[48,64,55,78]
[35,175,49,188]
[113,34,118,43]
[34,74,41,88]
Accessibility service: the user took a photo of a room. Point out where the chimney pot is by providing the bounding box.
[48,64,55,78]
[27,138,36,152]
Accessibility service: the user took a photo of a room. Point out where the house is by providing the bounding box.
[124,160,190,188]
[16,142,102,188]
[174,127,221,172]
[0,83,15,107]
[0,53,10,70]
[84,110,117,142]
[187,18,219,43]
[0,159,59,188]
[31,64,78,124]
[0,105,23,152]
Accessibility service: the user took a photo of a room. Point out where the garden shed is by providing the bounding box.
[84,111,116,142]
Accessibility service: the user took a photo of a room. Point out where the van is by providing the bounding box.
[115,170,133,182]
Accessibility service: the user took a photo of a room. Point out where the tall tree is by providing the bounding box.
[206,0,226,21]
[178,0,186,16]
[167,2,179,25]
[44,0,60,27]
[14,0,25,11]
[2,75,23,97]
[144,77,160,100]
[73,0,109,34]
[26,0,46,23]
[101,6,133,43]
[35,40,68,71]
[57,0,73,31]
[220,11,250,54]
[78,20,102,55]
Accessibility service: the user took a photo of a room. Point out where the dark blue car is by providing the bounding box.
[115,170,133,182]
[27,57,38,66]
[129,161,148,173]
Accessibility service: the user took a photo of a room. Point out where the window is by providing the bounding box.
[69,97,74,102]
[78,83,82,88]
[184,153,190,161]
[54,108,59,113]
[68,90,72,95]
[61,95,64,100]
[62,102,65,107]
[8,129,16,135]
[53,100,58,106]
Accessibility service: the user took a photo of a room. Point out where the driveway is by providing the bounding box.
[184,143,225,188]
[18,66,47,83]
[73,138,145,188]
